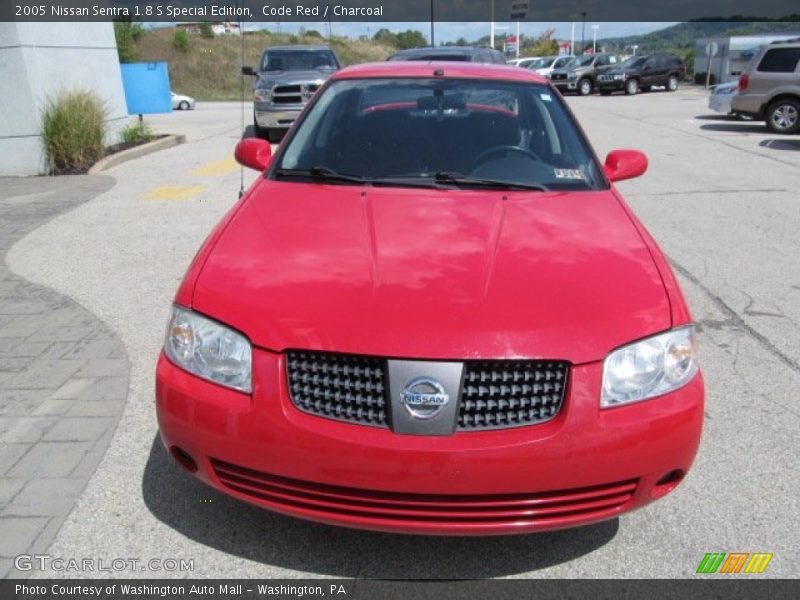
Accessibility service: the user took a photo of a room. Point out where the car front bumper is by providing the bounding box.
[254,102,302,129]
[597,80,625,91]
[552,80,578,92]
[156,349,704,535]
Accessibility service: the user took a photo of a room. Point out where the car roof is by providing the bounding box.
[332,61,550,84]
[263,45,333,52]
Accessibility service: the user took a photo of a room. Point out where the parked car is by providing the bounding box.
[157,61,703,536]
[388,46,506,64]
[596,53,686,95]
[731,41,800,133]
[708,81,740,115]
[171,92,195,110]
[242,45,340,143]
[527,55,575,77]
[507,57,539,68]
[549,53,620,95]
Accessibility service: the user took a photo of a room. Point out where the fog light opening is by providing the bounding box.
[652,469,685,498]
[170,446,198,473]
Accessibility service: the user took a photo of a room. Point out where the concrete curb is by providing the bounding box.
[89,134,187,174]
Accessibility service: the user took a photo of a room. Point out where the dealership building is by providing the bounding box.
[694,32,800,84]
[0,23,128,176]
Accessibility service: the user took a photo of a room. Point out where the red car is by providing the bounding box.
[156,62,703,535]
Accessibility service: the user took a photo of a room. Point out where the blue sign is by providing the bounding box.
[120,62,172,115]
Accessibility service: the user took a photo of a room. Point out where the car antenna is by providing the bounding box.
[238,6,246,199]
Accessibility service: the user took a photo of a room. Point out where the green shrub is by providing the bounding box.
[199,23,214,39]
[172,29,191,52]
[120,121,154,144]
[41,90,106,174]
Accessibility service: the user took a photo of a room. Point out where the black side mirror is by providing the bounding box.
[242,66,256,77]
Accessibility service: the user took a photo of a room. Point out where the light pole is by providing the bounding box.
[591,24,599,54]
[580,12,586,55]
[490,0,495,50]
[631,44,639,56]
[430,0,434,46]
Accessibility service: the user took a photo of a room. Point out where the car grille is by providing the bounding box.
[286,351,388,427]
[211,459,637,530]
[459,360,568,430]
[271,83,320,105]
[286,351,569,432]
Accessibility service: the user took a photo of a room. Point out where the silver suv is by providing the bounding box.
[243,45,340,143]
[732,42,800,134]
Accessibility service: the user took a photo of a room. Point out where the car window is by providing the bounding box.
[573,55,594,67]
[609,56,618,64]
[276,78,604,191]
[623,56,648,68]
[262,50,337,71]
[757,48,800,72]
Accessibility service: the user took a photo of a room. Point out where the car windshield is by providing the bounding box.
[529,56,557,69]
[623,56,649,68]
[261,50,337,71]
[274,78,603,191]
[571,55,595,67]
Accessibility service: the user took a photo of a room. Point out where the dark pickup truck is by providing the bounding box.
[596,53,686,95]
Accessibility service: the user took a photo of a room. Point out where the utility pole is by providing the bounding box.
[490,0,495,50]
[571,21,575,55]
[580,12,586,55]
[516,20,520,60]
[591,24,599,54]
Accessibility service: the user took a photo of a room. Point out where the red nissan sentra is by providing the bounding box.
[156,62,703,535]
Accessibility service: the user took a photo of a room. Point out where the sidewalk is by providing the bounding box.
[0,176,130,578]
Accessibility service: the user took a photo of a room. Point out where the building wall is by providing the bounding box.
[0,23,128,176]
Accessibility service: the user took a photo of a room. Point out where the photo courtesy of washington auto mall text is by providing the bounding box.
[1,0,799,598]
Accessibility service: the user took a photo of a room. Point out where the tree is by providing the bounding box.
[527,29,559,57]
[199,23,214,39]
[172,29,191,53]
[373,28,397,46]
[113,20,141,63]
[394,30,427,50]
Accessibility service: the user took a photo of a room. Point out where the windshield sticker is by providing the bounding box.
[554,168,586,180]
[540,93,552,102]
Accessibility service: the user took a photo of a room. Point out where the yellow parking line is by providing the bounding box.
[145,185,207,201]
[190,157,240,177]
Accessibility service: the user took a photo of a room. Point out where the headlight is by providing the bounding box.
[614,74,625,81]
[567,72,578,80]
[601,326,698,408]
[254,89,270,102]
[164,306,252,393]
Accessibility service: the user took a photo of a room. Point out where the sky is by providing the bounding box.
[158,22,680,44]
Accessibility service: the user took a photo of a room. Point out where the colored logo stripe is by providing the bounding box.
[696,552,773,574]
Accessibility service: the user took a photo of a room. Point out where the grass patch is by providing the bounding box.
[120,121,155,144]
[41,90,106,174]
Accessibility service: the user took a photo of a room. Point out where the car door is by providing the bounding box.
[655,55,671,85]
[641,57,658,87]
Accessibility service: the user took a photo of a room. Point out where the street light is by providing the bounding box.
[580,12,586,55]
[591,24,599,54]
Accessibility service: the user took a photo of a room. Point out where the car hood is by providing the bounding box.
[255,69,334,87]
[191,182,671,363]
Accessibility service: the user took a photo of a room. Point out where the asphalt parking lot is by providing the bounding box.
[4,88,799,578]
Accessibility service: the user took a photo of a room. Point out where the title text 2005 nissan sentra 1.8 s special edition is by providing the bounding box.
[156,62,704,535]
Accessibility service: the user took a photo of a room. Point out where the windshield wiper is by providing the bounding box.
[433,171,549,192]
[274,166,370,185]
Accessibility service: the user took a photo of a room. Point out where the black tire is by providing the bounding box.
[599,90,612,96]
[179,101,190,110]
[625,78,639,95]
[667,75,679,92]
[765,98,800,134]
[578,78,593,96]
[266,128,285,144]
